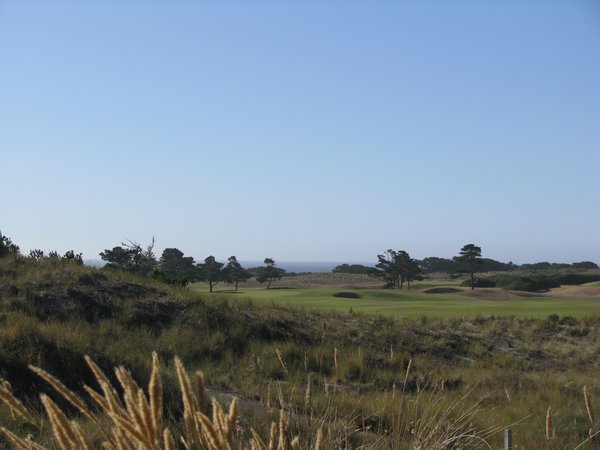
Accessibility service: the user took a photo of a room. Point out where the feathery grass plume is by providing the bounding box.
[268,421,277,450]
[276,383,286,410]
[40,393,80,449]
[174,357,199,414]
[211,398,228,441]
[314,427,323,450]
[304,375,312,411]
[174,357,203,449]
[149,352,163,443]
[72,420,95,450]
[84,355,121,413]
[114,367,148,440]
[277,409,287,450]
[83,384,110,412]
[504,388,511,403]
[546,406,553,440]
[0,380,12,419]
[304,351,308,373]
[584,386,594,425]
[402,358,413,393]
[266,383,272,410]
[0,381,37,424]
[29,365,94,422]
[250,428,268,450]
[250,429,265,450]
[194,411,222,450]
[137,390,155,444]
[333,347,339,373]
[275,348,289,377]
[0,426,46,450]
[195,371,206,413]
[227,397,238,440]
[290,435,300,448]
[163,428,176,450]
[107,407,154,448]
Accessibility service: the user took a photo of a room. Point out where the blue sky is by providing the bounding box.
[1,1,598,264]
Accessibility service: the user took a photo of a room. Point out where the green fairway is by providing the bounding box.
[190,283,600,318]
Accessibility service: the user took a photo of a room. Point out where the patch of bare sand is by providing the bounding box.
[544,286,600,298]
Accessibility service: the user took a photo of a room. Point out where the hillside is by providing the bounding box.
[2,257,600,447]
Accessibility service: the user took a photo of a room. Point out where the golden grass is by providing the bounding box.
[584,386,594,426]
[546,406,553,440]
[0,353,326,450]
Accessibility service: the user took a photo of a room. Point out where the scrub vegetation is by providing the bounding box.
[1,253,600,448]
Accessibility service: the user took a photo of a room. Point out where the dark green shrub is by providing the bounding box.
[460,278,496,288]
[489,274,560,292]
[554,273,600,285]
[333,291,362,299]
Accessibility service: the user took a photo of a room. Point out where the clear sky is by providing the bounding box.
[1,1,599,264]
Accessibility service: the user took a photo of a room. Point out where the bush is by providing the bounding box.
[554,273,600,285]
[489,274,559,292]
[460,278,496,288]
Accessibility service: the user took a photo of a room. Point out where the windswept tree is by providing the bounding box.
[0,231,20,258]
[256,258,283,289]
[454,244,482,290]
[404,256,422,289]
[158,248,198,285]
[62,250,83,265]
[28,249,45,260]
[197,255,224,293]
[368,249,421,289]
[100,238,157,276]
[222,256,251,291]
[100,246,132,270]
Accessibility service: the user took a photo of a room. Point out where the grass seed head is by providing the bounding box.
[584,386,594,425]
[546,406,553,440]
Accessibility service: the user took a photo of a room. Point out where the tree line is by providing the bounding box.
[1,231,286,292]
[2,230,597,293]
[333,252,598,277]
[99,239,285,292]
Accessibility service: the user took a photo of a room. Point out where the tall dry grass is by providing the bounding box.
[0,353,500,449]
[0,353,323,450]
